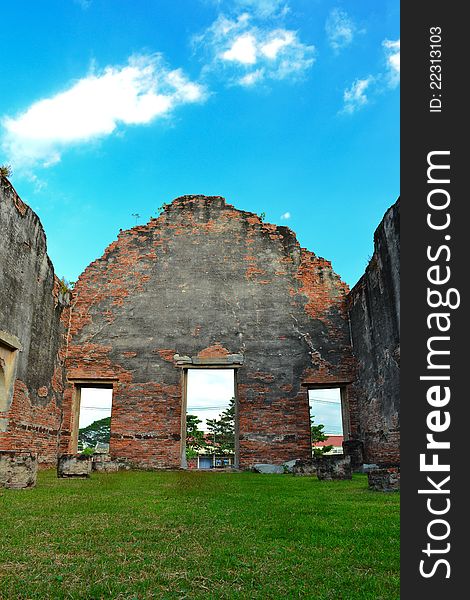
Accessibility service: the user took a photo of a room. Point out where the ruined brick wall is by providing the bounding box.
[64,195,355,468]
[0,178,69,466]
[347,200,400,464]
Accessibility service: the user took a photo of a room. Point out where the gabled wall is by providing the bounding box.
[62,195,356,468]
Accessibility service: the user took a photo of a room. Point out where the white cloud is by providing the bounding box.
[239,69,265,86]
[383,38,400,87]
[340,38,399,115]
[280,211,291,220]
[342,76,373,113]
[325,8,356,52]
[233,0,288,18]
[223,33,258,64]
[1,54,206,168]
[260,30,295,58]
[196,13,314,86]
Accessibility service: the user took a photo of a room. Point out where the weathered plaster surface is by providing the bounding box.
[0,179,69,464]
[348,200,400,464]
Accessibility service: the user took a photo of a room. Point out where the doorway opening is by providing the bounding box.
[308,387,344,456]
[183,368,237,469]
[0,335,21,412]
[77,385,113,453]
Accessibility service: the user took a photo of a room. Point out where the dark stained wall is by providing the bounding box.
[63,195,356,468]
[0,177,69,465]
[347,200,400,464]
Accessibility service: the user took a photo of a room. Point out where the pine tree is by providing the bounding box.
[206,397,235,455]
[310,415,334,456]
[186,414,207,458]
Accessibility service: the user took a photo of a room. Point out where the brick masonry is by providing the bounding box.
[347,200,400,464]
[1,184,400,471]
[0,178,69,466]
[62,195,357,468]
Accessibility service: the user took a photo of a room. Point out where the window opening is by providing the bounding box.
[77,387,113,453]
[308,388,344,456]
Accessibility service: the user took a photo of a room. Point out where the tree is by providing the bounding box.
[78,416,111,449]
[186,414,207,459]
[310,415,333,456]
[206,397,235,455]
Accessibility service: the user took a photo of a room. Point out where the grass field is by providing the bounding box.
[0,470,399,599]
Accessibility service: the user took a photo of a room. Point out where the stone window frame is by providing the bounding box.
[67,378,117,453]
[303,382,352,447]
[178,360,241,470]
[0,330,22,414]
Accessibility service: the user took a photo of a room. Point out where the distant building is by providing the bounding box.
[94,442,110,454]
[187,454,235,469]
[313,435,344,455]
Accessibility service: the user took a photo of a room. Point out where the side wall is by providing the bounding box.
[347,200,400,464]
[0,178,69,465]
[63,195,356,468]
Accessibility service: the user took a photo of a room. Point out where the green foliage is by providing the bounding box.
[206,397,235,455]
[259,211,266,222]
[80,447,94,456]
[59,277,74,294]
[310,415,334,456]
[186,399,236,459]
[78,416,111,448]
[186,414,207,459]
[0,164,12,178]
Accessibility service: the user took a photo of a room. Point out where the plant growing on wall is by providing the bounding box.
[0,164,12,179]
[59,277,75,294]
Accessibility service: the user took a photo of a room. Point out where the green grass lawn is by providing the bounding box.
[0,471,399,599]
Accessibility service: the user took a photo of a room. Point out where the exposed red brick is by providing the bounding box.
[197,343,230,359]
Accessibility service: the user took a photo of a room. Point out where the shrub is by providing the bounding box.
[0,164,12,178]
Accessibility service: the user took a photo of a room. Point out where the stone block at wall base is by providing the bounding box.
[57,454,92,478]
[0,451,38,489]
[316,455,352,480]
[368,466,400,491]
[92,454,123,473]
[252,463,284,474]
[292,458,318,476]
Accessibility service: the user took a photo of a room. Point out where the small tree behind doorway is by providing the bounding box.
[186,414,207,459]
[310,415,333,456]
[206,397,235,455]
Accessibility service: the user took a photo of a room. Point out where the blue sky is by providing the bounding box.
[308,388,343,435]
[0,0,399,287]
